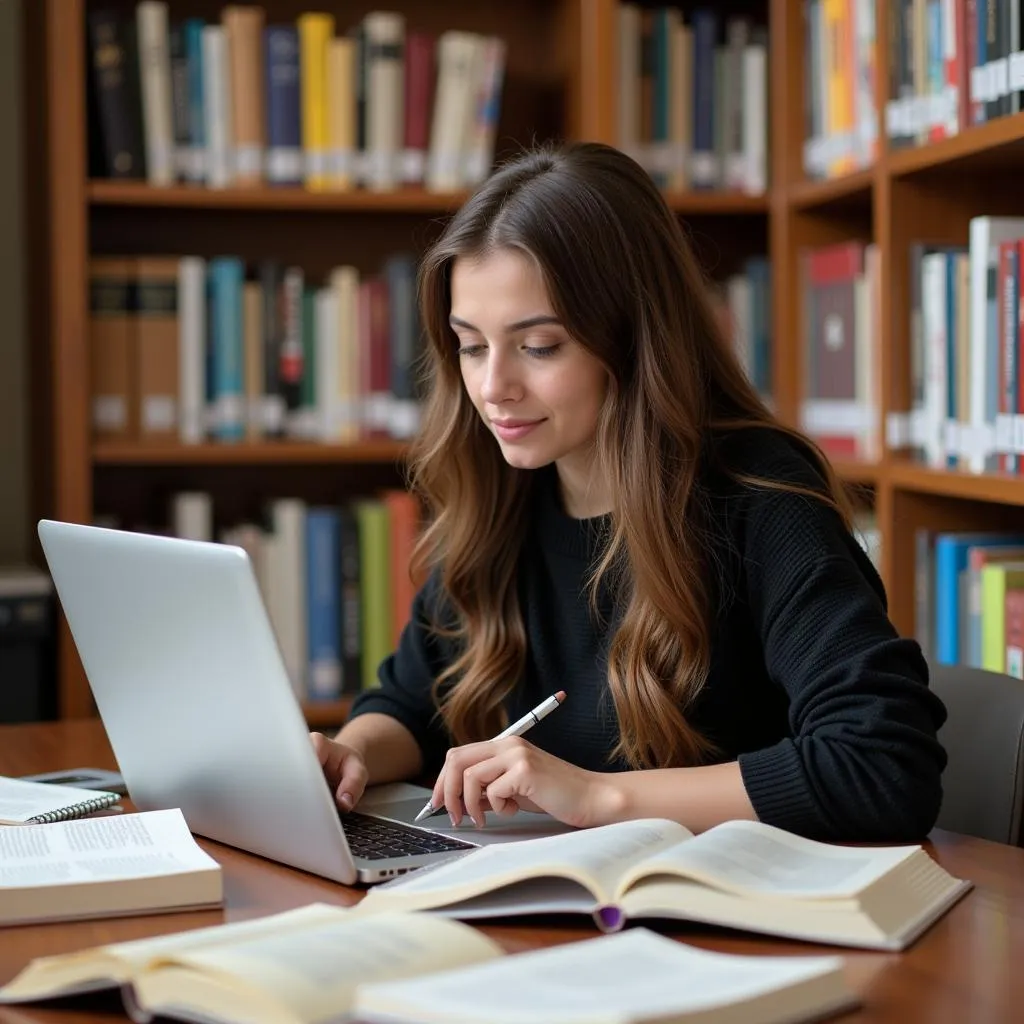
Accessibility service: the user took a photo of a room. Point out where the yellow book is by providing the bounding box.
[981,562,1024,672]
[297,12,335,191]
[326,36,356,190]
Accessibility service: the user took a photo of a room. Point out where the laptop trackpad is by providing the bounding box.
[358,782,578,845]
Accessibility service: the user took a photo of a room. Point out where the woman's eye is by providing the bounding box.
[525,344,561,359]
[457,344,485,358]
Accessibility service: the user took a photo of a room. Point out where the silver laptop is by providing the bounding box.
[37,519,573,884]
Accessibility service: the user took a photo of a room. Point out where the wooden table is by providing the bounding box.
[1,720,1022,1023]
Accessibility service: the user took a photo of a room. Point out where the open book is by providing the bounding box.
[0,775,120,824]
[356,817,972,950]
[0,903,857,1024]
[0,807,222,926]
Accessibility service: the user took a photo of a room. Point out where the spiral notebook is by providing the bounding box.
[0,775,121,825]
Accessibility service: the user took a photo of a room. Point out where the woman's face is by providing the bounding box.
[450,249,610,514]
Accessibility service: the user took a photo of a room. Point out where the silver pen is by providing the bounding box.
[412,690,567,823]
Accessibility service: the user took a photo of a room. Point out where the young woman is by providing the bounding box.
[311,142,946,843]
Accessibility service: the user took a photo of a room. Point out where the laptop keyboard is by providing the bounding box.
[341,811,476,861]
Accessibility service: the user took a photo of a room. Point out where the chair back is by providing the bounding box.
[930,664,1024,845]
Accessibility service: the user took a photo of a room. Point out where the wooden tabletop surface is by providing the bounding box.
[0,719,1022,1023]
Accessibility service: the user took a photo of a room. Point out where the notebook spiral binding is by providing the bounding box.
[26,792,120,824]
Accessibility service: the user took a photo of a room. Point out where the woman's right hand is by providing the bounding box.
[310,733,369,812]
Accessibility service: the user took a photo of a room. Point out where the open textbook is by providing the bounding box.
[356,817,972,950]
[0,808,222,925]
[0,902,857,1024]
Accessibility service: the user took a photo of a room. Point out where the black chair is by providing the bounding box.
[930,664,1024,845]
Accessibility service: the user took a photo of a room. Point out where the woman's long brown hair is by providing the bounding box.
[410,141,852,769]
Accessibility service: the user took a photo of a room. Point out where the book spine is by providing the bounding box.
[208,257,246,441]
[88,11,147,178]
[183,18,207,183]
[298,12,335,190]
[264,25,303,185]
[136,1,176,186]
[306,509,342,700]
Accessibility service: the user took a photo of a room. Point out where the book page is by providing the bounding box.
[0,905,351,1004]
[137,911,502,1024]
[354,928,851,1024]
[359,818,690,912]
[0,809,219,888]
[620,819,919,900]
[0,776,118,824]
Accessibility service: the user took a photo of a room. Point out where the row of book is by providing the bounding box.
[915,529,1024,678]
[89,252,422,446]
[617,6,768,194]
[89,2,505,192]
[128,489,422,701]
[797,240,883,462]
[802,0,879,180]
[886,0,1024,150]
[888,216,1024,474]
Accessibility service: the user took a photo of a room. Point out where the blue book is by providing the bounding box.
[306,509,342,700]
[691,9,718,188]
[182,18,205,183]
[264,25,302,185]
[207,258,245,442]
[934,533,1024,665]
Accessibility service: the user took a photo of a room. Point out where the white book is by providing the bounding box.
[741,43,767,195]
[363,11,405,191]
[136,1,175,186]
[171,491,213,542]
[356,929,857,1024]
[358,817,971,952]
[921,250,949,469]
[267,498,308,700]
[0,808,222,927]
[178,256,206,445]
[426,32,482,191]
[465,36,506,185]
[201,26,234,189]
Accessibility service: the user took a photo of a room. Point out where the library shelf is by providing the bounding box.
[831,458,881,486]
[303,699,353,729]
[887,461,1024,506]
[662,190,769,214]
[886,111,1024,178]
[787,167,874,212]
[87,180,469,214]
[92,441,411,466]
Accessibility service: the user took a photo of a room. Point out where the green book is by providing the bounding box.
[980,562,1024,672]
[355,499,392,690]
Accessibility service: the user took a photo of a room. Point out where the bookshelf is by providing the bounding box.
[33,0,1024,721]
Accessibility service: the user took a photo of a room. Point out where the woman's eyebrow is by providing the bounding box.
[448,314,563,333]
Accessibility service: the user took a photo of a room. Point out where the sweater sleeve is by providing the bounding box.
[346,570,455,774]
[730,447,948,842]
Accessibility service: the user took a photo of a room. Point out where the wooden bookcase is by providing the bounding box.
[30,0,1024,724]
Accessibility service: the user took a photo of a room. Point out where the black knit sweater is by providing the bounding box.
[349,428,947,842]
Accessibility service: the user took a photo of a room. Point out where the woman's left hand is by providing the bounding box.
[432,737,619,830]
